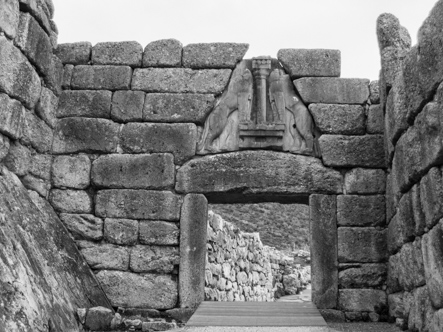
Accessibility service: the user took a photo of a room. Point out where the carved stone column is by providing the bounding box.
[252,57,272,124]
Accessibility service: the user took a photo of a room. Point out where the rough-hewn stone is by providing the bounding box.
[55,42,92,65]
[376,13,411,51]
[0,0,19,39]
[339,289,387,313]
[381,47,408,87]
[420,167,443,229]
[143,93,215,124]
[367,104,384,134]
[59,213,103,241]
[411,183,426,236]
[57,90,112,118]
[344,168,385,194]
[62,64,74,88]
[120,123,197,164]
[21,174,50,198]
[387,201,414,255]
[277,49,340,78]
[18,0,52,35]
[139,221,179,245]
[408,286,434,332]
[104,218,139,245]
[96,190,182,221]
[294,78,369,104]
[0,93,25,140]
[431,309,443,332]
[384,76,409,146]
[182,43,248,69]
[132,68,231,94]
[45,54,63,96]
[21,110,53,153]
[309,104,365,135]
[79,242,129,271]
[96,271,178,309]
[92,41,143,67]
[337,195,385,227]
[52,154,91,189]
[369,80,380,104]
[52,118,119,154]
[0,134,10,162]
[84,307,114,332]
[339,264,387,288]
[310,195,337,309]
[130,245,179,273]
[3,141,30,176]
[35,87,58,128]
[338,227,387,263]
[28,153,52,180]
[143,39,182,67]
[71,65,132,90]
[49,189,92,213]
[111,90,144,122]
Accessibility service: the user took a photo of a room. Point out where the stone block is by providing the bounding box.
[319,135,386,168]
[367,104,384,134]
[431,309,443,332]
[104,218,139,245]
[96,190,182,221]
[111,90,144,122]
[337,195,385,227]
[80,242,129,271]
[143,39,182,67]
[309,195,338,309]
[411,183,426,236]
[132,68,231,94]
[384,75,409,146]
[376,13,411,51]
[176,151,343,198]
[21,110,53,153]
[309,104,365,135]
[59,213,103,241]
[344,168,385,194]
[52,155,91,189]
[0,134,10,162]
[0,36,41,109]
[120,123,197,165]
[45,54,63,97]
[130,245,179,273]
[0,0,19,39]
[62,64,74,88]
[0,93,25,140]
[182,43,248,69]
[369,80,380,104]
[57,90,112,118]
[55,42,92,65]
[277,49,340,78]
[96,270,178,309]
[338,227,387,263]
[3,141,30,176]
[49,189,92,213]
[71,65,132,90]
[139,221,179,246]
[22,174,50,198]
[52,118,119,154]
[408,286,434,332]
[35,87,58,128]
[84,307,114,331]
[179,194,208,308]
[92,153,174,190]
[420,167,443,230]
[339,289,387,313]
[18,0,52,35]
[142,321,177,331]
[143,93,215,124]
[29,153,52,181]
[388,292,407,319]
[339,264,387,288]
[92,41,143,67]
[380,46,408,87]
[293,78,369,104]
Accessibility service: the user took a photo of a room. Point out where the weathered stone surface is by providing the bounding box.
[120,123,197,164]
[143,93,215,124]
[139,220,179,246]
[0,93,25,140]
[338,227,387,263]
[408,286,434,332]
[104,218,139,245]
[84,307,114,331]
[143,39,182,67]
[96,190,182,221]
[45,54,63,96]
[49,189,92,213]
[310,195,337,309]
[0,0,19,39]
[92,41,143,67]
[376,13,411,51]
[57,90,112,118]
[337,195,385,227]
[35,87,58,128]
[294,78,369,104]
[176,151,343,198]
[339,289,387,313]
[384,75,409,146]
[0,36,41,109]
[79,242,129,271]
[52,154,91,189]
[21,110,53,153]
[29,153,52,181]
[319,135,386,168]
[52,118,119,154]
[55,42,92,65]
[111,90,144,122]
[179,194,208,308]
[132,68,231,94]
[411,183,426,236]
[62,64,74,88]
[381,47,408,87]
[344,168,385,194]
[130,245,179,273]
[21,174,50,198]
[387,199,414,255]
[277,49,340,78]
[369,80,380,104]
[367,104,384,134]
[420,167,443,229]
[3,141,30,176]
[182,43,248,69]
[71,65,132,90]
[339,264,387,288]
[18,0,52,35]
[96,270,178,309]
[92,154,174,189]
[0,167,111,332]
[309,104,365,135]
[59,213,103,241]
[0,134,10,162]
[388,292,407,320]
[431,309,443,332]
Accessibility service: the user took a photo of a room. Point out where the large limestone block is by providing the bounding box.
[182,43,248,69]
[52,155,91,189]
[339,264,387,288]
[3,141,30,176]
[143,39,182,67]
[344,168,385,194]
[143,93,215,124]
[0,93,25,140]
[130,245,179,273]
[369,80,380,104]
[293,78,369,104]
[367,104,384,134]
[337,195,385,227]
[277,49,340,78]
[35,87,58,128]
[420,167,443,230]
[111,90,144,122]
[92,154,174,189]
[92,41,143,67]
[310,195,338,309]
[338,289,387,313]
[71,65,132,90]
[52,118,119,154]
[0,0,19,38]
[0,134,10,162]
[176,151,343,198]
[338,227,387,263]
[0,36,41,109]
[132,68,231,94]
[139,220,179,245]
[55,42,92,65]
[387,195,414,255]
[18,0,52,35]
[319,135,386,168]
[95,189,182,220]
[29,153,52,182]
[79,242,129,271]
[376,13,411,51]
[408,286,434,332]
[104,218,139,245]
[120,123,197,165]
[57,90,112,118]
[59,213,103,241]
[309,104,365,135]
[49,189,92,213]
[96,270,178,309]
[21,110,53,153]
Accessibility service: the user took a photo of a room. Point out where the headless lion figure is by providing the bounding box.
[197,66,253,154]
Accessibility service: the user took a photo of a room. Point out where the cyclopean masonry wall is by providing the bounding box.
[378,1,443,331]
